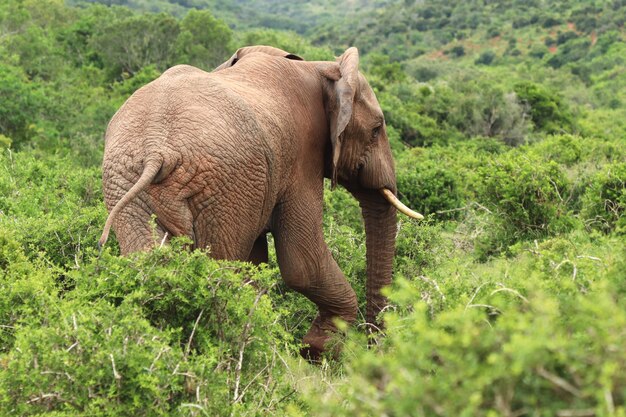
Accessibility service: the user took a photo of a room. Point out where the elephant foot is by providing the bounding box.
[300,315,342,362]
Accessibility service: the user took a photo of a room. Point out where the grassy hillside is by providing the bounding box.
[1,0,625,415]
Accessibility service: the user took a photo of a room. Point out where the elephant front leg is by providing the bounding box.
[271,200,358,360]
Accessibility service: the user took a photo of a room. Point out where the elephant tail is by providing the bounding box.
[98,158,163,250]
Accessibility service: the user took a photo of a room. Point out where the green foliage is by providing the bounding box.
[474,152,573,258]
[0,135,11,148]
[547,37,591,69]
[0,239,297,416]
[394,219,448,276]
[302,236,626,417]
[0,151,106,267]
[91,12,181,76]
[397,156,463,219]
[474,50,496,65]
[582,162,626,234]
[447,45,465,57]
[237,29,334,61]
[0,64,43,148]
[514,81,574,134]
[363,53,406,85]
[446,77,530,145]
[175,9,232,70]
[3,300,185,416]
[0,230,60,353]
[529,134,583,166]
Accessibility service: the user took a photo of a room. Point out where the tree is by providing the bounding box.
[0,64,42,148]
[514,81,573,134]
[91,12,180,76]
[475,50,496,65]
[175,9,232,70]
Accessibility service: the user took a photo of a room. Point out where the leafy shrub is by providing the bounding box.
[2,300,185,416]
[581,162,626,234]
[408,62,440,81]
[514,81,573,134]
[0,229,59,353]
[175,9,232,70]
[363,53,407,85]
[397,159,463,219]
[0,64,43,148]
[394,218,447,277]
[473,152,573,258]
[239,29,334,61]
[544,36,557,47]
[446,45,465,57]
[446,79,530,145]
[91,12,181,76]
[507,48,521,57]
[303,239,626,417]
[529,44,549,59]
[0,151,107,267]
[512,16,531,29]
[547,37,592,68]
[541,16,562,28]
[557,31,579,45]
[0,242,297,416]
[486,26,500,38]
[378,88,454,146]
[474,50,496,65]
[529,134,583,166]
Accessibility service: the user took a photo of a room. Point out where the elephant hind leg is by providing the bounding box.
[247,234,269,265]
[113,200,168,255]
[151,196,196,245]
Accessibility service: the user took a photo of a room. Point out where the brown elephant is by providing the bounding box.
[99,45,422,359]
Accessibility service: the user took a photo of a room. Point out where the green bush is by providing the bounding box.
[581,162,626,234]
[394,219,447,277]
[447,45,465,57]
[2,300,185,416]
[302,238,626,417]
[0,151,107,267]
[0,229,60,353]
[513,81,574,134]
[0,242,297,416]
[378,88,454,146]
[475,50,496,65]
[473,152,574,258]
[397,159,463,219]
[547,37,592,69]
[0,64,43,148]
[529,134,583,166]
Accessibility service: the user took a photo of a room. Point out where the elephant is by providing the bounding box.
[99,45,422,359]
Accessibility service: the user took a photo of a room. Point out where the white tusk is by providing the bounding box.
[380,189,424,220]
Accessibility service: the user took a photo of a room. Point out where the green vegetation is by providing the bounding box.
[1,0,625,415]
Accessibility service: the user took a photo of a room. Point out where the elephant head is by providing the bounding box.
[214,45,303,71]
[320,48,423,328]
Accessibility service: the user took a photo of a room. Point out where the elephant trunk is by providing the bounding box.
[357,190,398,329]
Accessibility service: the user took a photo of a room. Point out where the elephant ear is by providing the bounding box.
[324,47,359,188]
[213,45,303,71]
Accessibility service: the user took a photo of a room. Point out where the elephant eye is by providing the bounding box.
[372,125,382,139]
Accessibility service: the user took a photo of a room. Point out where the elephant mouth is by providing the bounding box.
[379,189,424,219]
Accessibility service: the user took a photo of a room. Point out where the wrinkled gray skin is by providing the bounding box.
[100,46,398,359]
